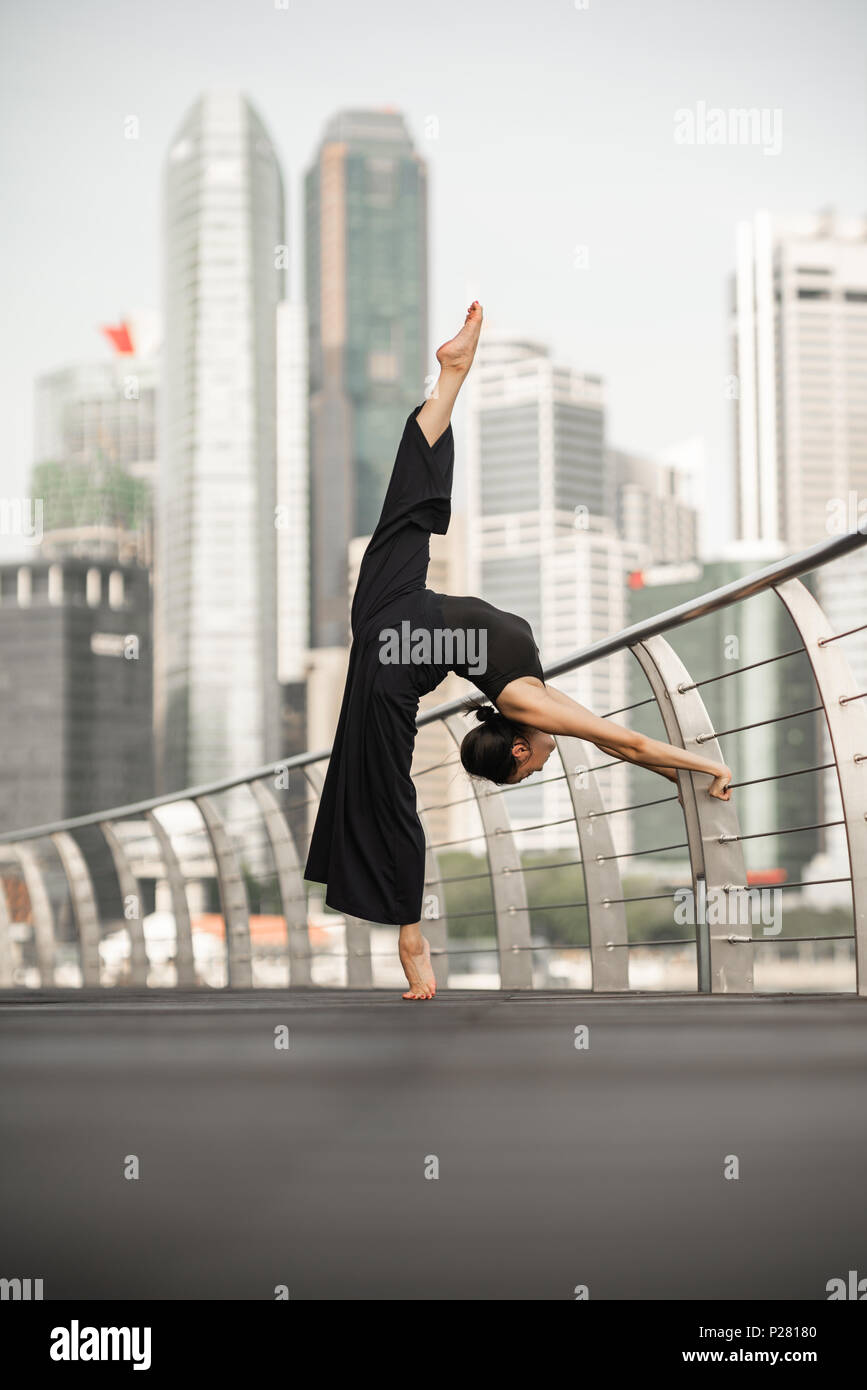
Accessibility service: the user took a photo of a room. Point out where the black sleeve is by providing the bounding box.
[350,404,454,635]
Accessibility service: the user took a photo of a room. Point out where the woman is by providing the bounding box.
[305,302,732,1000]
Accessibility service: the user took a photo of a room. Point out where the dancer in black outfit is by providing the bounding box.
[305,303,732,1000]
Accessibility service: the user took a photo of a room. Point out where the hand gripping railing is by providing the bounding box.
[0,527,864,994]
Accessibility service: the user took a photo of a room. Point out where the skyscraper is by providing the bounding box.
[605,447,699,564]
[276,299,309,686]
[0,557,153,833]
[465,336,610,608]
[731,210,867,549]
[157,91,285,791]
[305,108,428,648]
[730,210,867,886]
[466,336,641,852]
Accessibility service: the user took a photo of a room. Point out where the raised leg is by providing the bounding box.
[416,301,483,446]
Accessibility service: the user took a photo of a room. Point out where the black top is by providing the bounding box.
[304,404,545,926]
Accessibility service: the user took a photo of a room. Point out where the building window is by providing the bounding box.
[17,567,32,606]
[86,568,102,607]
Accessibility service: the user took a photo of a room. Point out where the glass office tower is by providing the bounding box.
[158,91,285,791]
[305,109,428,647]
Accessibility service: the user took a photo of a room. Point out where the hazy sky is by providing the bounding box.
[1,0,865,549]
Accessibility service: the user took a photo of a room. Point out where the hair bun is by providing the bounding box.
[474,704,498,725]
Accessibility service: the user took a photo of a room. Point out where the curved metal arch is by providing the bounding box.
[14,844,55,986]
[249,776,312,987]
[443,713,533,989]
[0,874,13,986]
[774,576,867,994]
[555,735,629,991]
[52,831,101,987]
[630,635,752,993]
[99,820,149,986]
[195,795,253,988]
[146,810,196,987]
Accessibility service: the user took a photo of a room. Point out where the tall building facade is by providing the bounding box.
[305,108,428,648]
[730,210,867,886]
[466,337,641,852]
[276,299,309,686]
[466,338,608,594]
[0,558,153,833]
[157,91,285,791]
[605,447,699,563]
[731,210,867,549]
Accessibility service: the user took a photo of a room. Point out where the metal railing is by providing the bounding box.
[1,527,865,994]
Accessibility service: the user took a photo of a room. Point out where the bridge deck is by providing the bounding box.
[1,989,865,1299]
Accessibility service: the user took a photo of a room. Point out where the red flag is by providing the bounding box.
[101,321,134,354]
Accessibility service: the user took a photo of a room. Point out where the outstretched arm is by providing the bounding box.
[416,301,483,446]
[544,687,678,784]
[594,737,679,786]
[498,681,732,800]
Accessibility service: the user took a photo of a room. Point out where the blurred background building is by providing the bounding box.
[305,109,428,648]
[32,314,159,566]
[606,446,698,563]
[156,90,285,792]
[732,210,867,550]
[276,298,310,758]
[0,557,152,833]
[464,336,687,854]
[731,209,867,892]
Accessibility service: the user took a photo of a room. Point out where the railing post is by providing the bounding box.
[146,811,196,986]
[0,875,13,986]
[14,845,55,986]
[100,821,149,985]
[52,831,101,987]
[774,577,867,994]
[630,636,753,993]
[195,795,253,988]
[555,735,629,990]
[249,776,312,986]
[444,714,533,989]
[304,764,372,987]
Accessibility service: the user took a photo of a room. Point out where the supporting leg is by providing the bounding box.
[398,921,437,1000]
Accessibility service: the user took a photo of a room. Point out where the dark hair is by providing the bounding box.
[459,699,523,785]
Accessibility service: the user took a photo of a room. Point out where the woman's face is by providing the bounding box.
[505,727,556,784]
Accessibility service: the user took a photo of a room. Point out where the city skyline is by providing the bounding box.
[2,0,865,556]
[3,4,867,1319]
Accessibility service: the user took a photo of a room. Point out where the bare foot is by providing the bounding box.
[399,933,437,1001]
[435,301,483,373]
